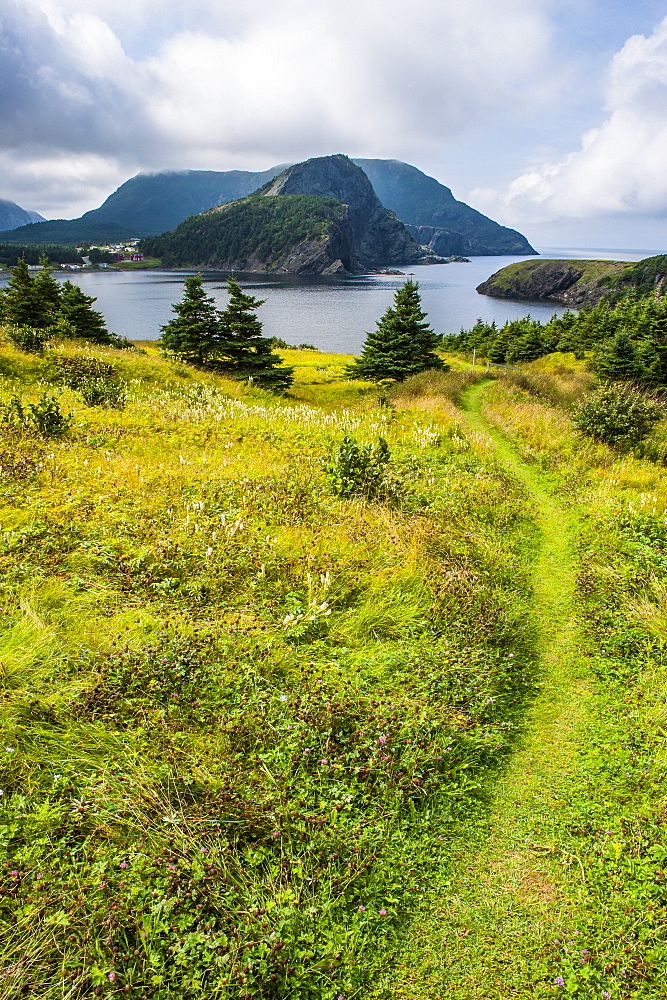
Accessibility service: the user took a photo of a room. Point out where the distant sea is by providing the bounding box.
[0,246,660,353]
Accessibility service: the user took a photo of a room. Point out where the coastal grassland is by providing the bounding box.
[387,370,667,999]
[0,335,536,998]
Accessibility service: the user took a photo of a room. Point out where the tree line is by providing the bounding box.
[447,292,667,386]
[0,256,118,345]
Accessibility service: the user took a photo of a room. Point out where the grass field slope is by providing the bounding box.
[0,335,665,999]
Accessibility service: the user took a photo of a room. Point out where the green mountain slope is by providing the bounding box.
[0,218,141,246]
[354,158,536,256]
[141,194,354,273]
[0,198,44,231]
[0,158,535,255]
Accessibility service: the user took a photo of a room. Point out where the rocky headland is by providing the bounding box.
[477,255,667,308]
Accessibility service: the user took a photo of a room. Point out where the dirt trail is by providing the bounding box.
[372,380,594,998]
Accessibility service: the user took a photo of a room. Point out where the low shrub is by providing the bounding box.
[47,354,119,387]
[572,382,664,448]
[47,355,126,407]
[5,325,48,354]
[0,393,73,437]
[79,376,127,408]
[325,433,391,499]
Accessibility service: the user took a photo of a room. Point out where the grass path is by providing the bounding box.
[372,380,595,998]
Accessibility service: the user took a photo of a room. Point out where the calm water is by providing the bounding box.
[0,246,659,353]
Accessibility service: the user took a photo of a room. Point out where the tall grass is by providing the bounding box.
[0,336,535,998]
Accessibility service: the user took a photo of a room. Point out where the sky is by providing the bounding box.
[1,0,667,249]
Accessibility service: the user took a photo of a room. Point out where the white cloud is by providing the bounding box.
[473,16,667,226]
[0,0,559,216]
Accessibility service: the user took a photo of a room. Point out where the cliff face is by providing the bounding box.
[260,155,442,269]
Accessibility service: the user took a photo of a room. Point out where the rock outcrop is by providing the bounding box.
[476,256,667,308]
[258,155,442,270]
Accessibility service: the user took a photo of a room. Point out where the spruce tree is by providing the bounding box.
[1,257,46,328]
[59,281,111,343]
[593,329,650,383]
[216,278,294,391]
[159,273,224,365]
[346,279,447,382]
[33,255,62,327]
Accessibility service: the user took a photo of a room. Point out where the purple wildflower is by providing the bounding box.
[379,908,387,915]
[555,977,565,986]
[119,862,128,869]
[358,905,365,912]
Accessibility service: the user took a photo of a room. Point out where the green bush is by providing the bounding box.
[326,433,391,499]
[46,354,126,407]
[47,354,119,388]
[6,325,48,354]
[78,376,127,408]
[572,382,664,448]
[1,393,73,436]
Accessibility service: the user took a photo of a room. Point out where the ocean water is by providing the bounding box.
[0,246,658,353]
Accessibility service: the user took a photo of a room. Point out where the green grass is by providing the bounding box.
[0,333,536,998]
[2,336,666,998]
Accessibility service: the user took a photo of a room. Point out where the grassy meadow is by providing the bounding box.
[0,337,537,998]
[1,334,666,999]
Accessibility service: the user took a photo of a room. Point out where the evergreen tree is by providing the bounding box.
[33,255,62,326]
[346,279,447,382]
[159,273,224,365]
[0,257,46,328]
[216,278,294,391]
[593,329,651,382]
[59,281,111,343]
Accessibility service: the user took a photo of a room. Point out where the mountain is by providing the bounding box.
[0,199,44,231]
[141,155,444,274]
[354,159,536,256]
[77,166,287,236]
[0,218,142,245]
[0,158,535,255]
[0,167,286,246]
[476,255,667,308]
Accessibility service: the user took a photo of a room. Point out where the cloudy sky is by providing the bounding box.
[1,0,667,248]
